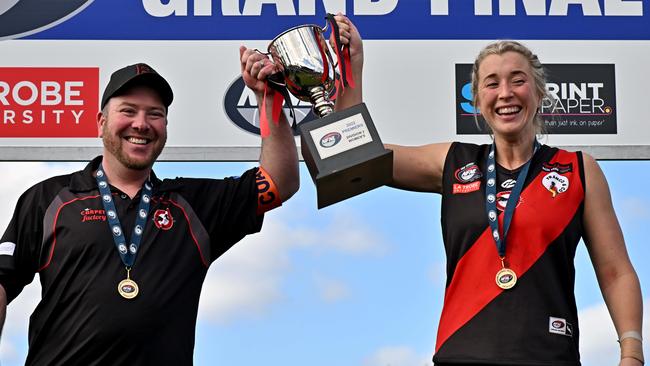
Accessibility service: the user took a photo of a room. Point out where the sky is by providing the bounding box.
[0,159,648,366]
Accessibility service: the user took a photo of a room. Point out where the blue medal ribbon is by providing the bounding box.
[485,140,540,258]
[95,163,152,269]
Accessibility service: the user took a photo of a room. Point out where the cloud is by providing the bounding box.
[0,162,84,230]
[297,210,389,256]
[579,299,650,365]
[198,206,387,323]
[314,275,350,303]
[615,196,650,224]
[0,275,41,365]
[428,261,447,287]
[363,346,432,366]
[198,218,292,324]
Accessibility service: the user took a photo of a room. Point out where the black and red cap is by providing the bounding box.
[100,63,173,110]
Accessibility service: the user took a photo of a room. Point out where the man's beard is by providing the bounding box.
[102,124,166,170]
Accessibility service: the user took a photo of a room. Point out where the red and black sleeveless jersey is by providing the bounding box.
[433,142,585,366]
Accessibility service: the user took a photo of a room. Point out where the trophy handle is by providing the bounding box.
[319,20,340,70]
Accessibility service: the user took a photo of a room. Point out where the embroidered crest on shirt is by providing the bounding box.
[154,209,174,230]
[542,172,570,198]
[453,162,483,194]
[455,162,482,183]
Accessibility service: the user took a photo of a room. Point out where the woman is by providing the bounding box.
[337,17,643,366]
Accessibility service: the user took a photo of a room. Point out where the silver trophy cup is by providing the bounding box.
[268,24,393,209]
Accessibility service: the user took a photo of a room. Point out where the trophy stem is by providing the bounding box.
[308,86,334,117]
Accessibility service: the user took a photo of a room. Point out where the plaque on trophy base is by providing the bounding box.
[299,102,393,209]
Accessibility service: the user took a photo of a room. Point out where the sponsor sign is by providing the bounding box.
[455,64,617,135]
[0,67,99,137]
[4,1,648,41]
[223,77,314,136]
[0,0,92,40]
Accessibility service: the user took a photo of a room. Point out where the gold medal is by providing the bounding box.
[495,267,517,290]
[118,268,139,299]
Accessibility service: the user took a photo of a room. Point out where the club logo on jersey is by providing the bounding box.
[454,162,482,183]
[549,317,573,337]
[542,162,573,174]
[496,191,522,211]
[80,208,106,222]
[153,209,174,230]
[542,172,570,198]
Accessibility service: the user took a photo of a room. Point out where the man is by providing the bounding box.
[0,59,298,365]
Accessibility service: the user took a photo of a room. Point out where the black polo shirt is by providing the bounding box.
[0,156,263,366]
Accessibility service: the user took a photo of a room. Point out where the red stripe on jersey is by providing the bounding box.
[169,199,209,268]
[435,150,583,352]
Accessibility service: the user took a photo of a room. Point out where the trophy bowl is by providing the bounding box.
[268,24,337,116]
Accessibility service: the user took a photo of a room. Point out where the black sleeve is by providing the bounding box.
[0,187,45,303]
[172,167,263,262]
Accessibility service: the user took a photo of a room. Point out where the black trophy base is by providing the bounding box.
[298,103,393,209]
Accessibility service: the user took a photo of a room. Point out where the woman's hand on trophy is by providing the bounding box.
[239,46,279,98]
[330,13,363,72]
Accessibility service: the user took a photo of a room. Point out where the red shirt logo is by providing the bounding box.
[153,209,174,230]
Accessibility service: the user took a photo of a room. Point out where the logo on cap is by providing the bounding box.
[135,64,154,75]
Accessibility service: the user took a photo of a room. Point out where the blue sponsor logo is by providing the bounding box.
[0,0,93,40]
[460,83,477,114]
[223,77,313,136]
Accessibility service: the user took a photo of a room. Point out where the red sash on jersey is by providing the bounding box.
[435,150,584,352]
